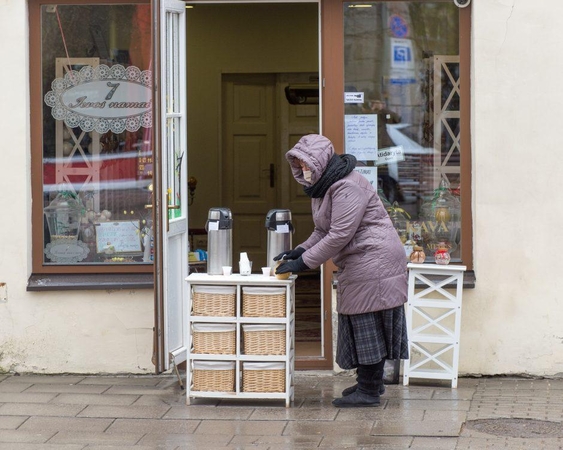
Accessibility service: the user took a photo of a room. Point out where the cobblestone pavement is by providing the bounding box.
[1,372,563,449]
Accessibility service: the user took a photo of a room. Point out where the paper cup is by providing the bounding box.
[222,266,232,276]
[261,267,271,277]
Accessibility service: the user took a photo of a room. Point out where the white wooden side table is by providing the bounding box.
[403,263,466,388]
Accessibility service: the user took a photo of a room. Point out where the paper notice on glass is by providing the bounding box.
[375,146,405,165]
[345,114,378,162]
[354,166,378,187]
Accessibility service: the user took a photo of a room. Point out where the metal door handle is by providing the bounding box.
[166,192,180,231]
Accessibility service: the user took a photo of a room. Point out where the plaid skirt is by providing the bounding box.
[336,305,409,370]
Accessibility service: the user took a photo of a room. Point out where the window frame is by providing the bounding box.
[29,0,153,276]
[321,0,472,270]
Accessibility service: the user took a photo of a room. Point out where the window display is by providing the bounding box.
[39,4,153,265]
[344,1,463,263]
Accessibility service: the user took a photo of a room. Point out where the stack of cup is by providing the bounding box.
[239,252,252,276]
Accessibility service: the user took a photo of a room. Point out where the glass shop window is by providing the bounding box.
[344,1,464,263]
[39,4,153,266]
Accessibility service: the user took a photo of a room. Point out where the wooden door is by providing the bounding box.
[222,74,277,269]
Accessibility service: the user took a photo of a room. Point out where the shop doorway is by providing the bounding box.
[186,2,330,367]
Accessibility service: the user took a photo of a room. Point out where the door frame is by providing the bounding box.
[154,0,338,371]
[152,0,189,374]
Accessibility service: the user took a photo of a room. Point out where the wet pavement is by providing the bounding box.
[1,372,563,449]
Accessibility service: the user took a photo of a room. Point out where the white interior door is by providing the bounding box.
[159,0,188,371]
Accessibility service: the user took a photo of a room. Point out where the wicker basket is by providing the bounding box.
[192,323,236,354]
[193,361,235,392]
[192,285,236,317]
[242,324,286,355]
[242,287,286,317]
[242,362,285,393]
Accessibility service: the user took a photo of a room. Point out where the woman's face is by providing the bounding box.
[298,159,313,182]
[298,160,310,171]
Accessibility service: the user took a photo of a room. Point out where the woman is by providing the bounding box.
[275,134,408,408]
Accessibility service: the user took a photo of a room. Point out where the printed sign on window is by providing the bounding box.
[390,38,414,70]
[44,64,152,134]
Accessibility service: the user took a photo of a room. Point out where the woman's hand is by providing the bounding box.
[273,247,305,261]
[275,256,310,274]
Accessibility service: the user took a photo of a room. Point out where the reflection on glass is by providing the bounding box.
[344,1,461,261]
[41,4,153,265]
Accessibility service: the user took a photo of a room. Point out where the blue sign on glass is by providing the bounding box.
[394,46,412,63]
[389,15,408,38]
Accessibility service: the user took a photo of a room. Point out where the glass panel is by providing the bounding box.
[41,4,153,265]
[165,9,183,220]
[344,1,461,262]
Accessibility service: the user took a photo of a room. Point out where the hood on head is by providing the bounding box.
[285,134,335,185]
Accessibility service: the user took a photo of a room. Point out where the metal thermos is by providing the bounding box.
[206,207,233,275]
[265,209,293,270]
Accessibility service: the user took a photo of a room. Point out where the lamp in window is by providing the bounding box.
[420,179,461,258]
[43,189,84,246]
[387,201,410,244]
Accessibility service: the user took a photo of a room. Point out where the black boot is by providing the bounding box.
[341,381,385,397]
[341,360,387,397]
[333,362,384,408]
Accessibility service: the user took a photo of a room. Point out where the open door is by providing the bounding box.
[153,0,188,374]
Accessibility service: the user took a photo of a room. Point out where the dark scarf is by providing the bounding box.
[304,154,357,198]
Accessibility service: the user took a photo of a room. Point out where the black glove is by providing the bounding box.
[273,247,306,262]
[275,256,310,274]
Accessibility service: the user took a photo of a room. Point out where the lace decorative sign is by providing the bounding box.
[44,64,152,134]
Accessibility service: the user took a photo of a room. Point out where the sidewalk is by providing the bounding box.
[1,372,563,449]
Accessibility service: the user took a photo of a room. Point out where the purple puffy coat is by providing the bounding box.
[286,134,407,315]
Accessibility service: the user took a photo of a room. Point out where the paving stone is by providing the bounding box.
[230,434,323,446]
[0,403,85,417]
[421,410,468,422]
[382,388,434,400]
[0,416,29,430]
[335,408,424,422]
[78,376,162,386]
[0,383,33,393]
[51,393,139,406]
[138,432,232,446]
[0,429,55,444]
[195,419,286,435]
[431,388,475,400]
[248,406,338,421]
[164,405,253,420]
[84,446,166,450]
[284,419,374,436]
[0,393,56,404]
[1,376,85,385]
[18,416,113,432]
[102,385,179,396]
[385,399,471,411]
[46,431,142,446]
[409,436,458,449]
[77,404,170,419]
[106,418,199,434]
[0,444,85,449]
[319,435,412,448]
[371,419,463,437]
[25,384,109,394]
[132,394,186,407]
[456,436,563,449]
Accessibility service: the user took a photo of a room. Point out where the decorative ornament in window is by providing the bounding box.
[44,64,152,134]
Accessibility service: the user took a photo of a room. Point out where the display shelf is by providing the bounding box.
[185,273,296,406]
[403,263,466,389]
